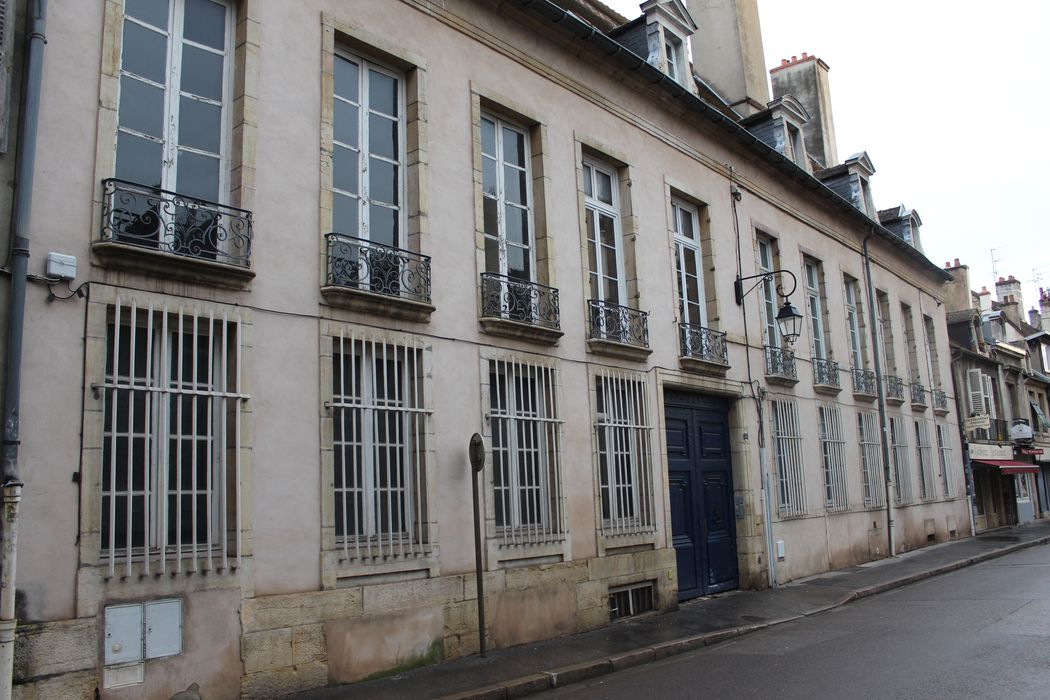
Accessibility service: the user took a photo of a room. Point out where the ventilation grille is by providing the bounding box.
[608,581,655,621]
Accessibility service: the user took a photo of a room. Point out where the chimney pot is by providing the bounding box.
[781,59,789,66]
[791,55,797,61]
[954,258,960,267]
[802,52,808,59]
[945,262,950,268]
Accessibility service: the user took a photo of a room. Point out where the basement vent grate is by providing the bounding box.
[608,581,655,621]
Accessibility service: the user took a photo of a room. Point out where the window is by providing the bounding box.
[331,51,404,247]
[875,291,895,374]
[673,199,706,328]
[482,113,534,282]
[936,423,955,498]
[804,259,827,360]
[584,159,624,305]
[786,123,805,167]
[100,298,246,576]
[844,276,865,370]
[900,304,919,383]
[923,315,941,389]
[757,237,780,348]
[771,400,806,517]
[595,371,654,537]
[1030,398,1050,432]
[915,421,936,501]
[1016,474,1031,501]
[857,411,885,507]
[818,404,848,511]
[488,357,563,544]
[330,331,431,561]
[890,416,913,505]
[664,37,681,81]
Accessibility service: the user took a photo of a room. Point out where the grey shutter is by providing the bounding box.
[966,369,984,416]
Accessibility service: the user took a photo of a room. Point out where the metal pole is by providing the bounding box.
[468,434,486,658]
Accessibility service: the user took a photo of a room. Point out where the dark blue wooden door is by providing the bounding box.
[665,392,738,600]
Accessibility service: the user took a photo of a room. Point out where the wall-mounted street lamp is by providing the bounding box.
[733,270,804,344]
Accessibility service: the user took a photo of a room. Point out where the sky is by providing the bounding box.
[599,0,1050,316]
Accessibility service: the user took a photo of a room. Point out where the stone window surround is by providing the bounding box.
[664,179,719,333]
[318,319,438,591]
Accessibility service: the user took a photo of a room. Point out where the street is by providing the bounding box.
[542,544,1050,699]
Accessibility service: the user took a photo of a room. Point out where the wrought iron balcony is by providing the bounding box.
[480,273,560,331]
[100,178,252,268]
[680,323,729,365]
[813,358,840,389]
[885,375,905,402]
[910,382,927,407]
[764,345,796,381]
[587,300,649,348]
[932,389,949,413]
[325,233,431,304]
[852,367,877,396]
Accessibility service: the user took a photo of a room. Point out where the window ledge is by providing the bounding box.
[321,285,435,322]
[885,396,906,406]
[933,406,951,416]
[587,338,652,361]
[814,382,842,396]
[93,241,254,290]
[479,317,563,345]
[853,390,878,402]
[911,401,929,412]
[679,355,730,376]
[766,373,799,387]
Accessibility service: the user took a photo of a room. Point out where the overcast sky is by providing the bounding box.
[599,0,1050,316]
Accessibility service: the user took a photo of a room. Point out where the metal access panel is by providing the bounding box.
[145,599,183,659]
[104,604,144,666]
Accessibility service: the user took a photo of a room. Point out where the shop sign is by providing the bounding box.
[969,443,1013,460]
[964,415,991,431]
[1018,448,1044,456]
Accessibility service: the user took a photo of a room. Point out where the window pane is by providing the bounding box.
[595,169,613,205]
[119,76,165,137]
[334,56,360,102]
[334,100,359,148]
[481,118,496,157]
[368,70,398,116]
[126,0,169,29]
[369,204,397,247]
[178,96,221,154]
[180,45,223,100]
[482,156,498,197]
[583,165,592,198]
[332,193,358,235]
[483,197,498,237]
[599,213,616,248]
[333,145,359,195]
[502,127,524,167]
[183,0,226,51]
[678,207,694,239]
[504,205,529,246]
[116,131,163,187]
[176,150,220,201]
[484,236,500,273]
[122,21,168,84]
[506,245,529,279]
[602,243,618,284]
[503,165,527,206]
[368,157,398,205]
[368,113,397,160]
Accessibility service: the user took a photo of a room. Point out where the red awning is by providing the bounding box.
[971,459,1040,474]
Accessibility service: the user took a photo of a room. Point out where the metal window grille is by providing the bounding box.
[936,424,955,498]
[608,581,655,620]
[771,400,806,518]
[857,411,886,507]
[818,404,848,511]
[915,421,937,501]
[595,371,655,537]
[488,357,564,545]
[331,330,431,561]
[890,416,914,505]
[101,298,246,577]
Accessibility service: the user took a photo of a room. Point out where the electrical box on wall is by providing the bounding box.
[45,252,77,281]
[103,599,183,688]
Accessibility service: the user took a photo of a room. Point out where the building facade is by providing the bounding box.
[5,1,968,697]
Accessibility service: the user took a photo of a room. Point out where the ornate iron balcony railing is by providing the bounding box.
[910,382,927,405]
[813,358,840,387]
[480,273,560,330]
[885,375,905,401]
[932,389,949,412]
[325,233,432,304]
[587,299,649,348]
[100,178,252,267]
[852,367,877,395]
[680,323,729,365]
[764,345,796,380]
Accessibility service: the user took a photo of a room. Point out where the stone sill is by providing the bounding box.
[679,355,730,376]
[911,401,928,412]
[853,390,878,402]
[933,407,950,416]
[766,373,799,386]
[586,338,652,361]
[813,382,842,395]
[479,316,562,345]
[885,396,906,406]
[93,241,254,290]
[320,285,435,322]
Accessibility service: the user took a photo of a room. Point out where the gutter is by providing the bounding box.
[509,0,952,283]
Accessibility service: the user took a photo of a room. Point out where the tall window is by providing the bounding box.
[489,357,563,544]
[482,114,533,281]
[935,423,955,498]
[818,404,848,511]
[584,159,624,305]
[923,315,941,389]
[757,237,779,348]
[116,0,232,201]
[595,371,654,537]
[331,51,404,247]
[890,416,913,505]
[915,420,936,501]
[876,291,895,374]
[901,304,920,383]
[673,199,706,328]
[331,332,430,561]
[844,276,865,370]
[857,411,885,507]
[101,298,246,576]
[771,400,806,517]
[664,36,682,81]
[804,259,827,360]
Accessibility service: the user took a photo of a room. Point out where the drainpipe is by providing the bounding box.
[1,2,47,696]
[862,232,895,557]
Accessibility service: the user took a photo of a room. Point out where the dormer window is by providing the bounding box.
[665,37,682,81]
[786,123,805,167]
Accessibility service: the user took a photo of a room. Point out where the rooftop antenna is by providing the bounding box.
[991,246,1007,280]
[1032,263,1050,286]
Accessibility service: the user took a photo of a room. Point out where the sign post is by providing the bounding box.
[468,433,487,658]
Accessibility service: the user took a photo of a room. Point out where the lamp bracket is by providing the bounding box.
[734,269,798,305]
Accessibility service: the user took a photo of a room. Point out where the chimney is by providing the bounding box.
[977,286,992,313]
[942,259,971,312]
[1000,295,1021,327]
[687,0,770,117]
[1031,308,1041,327]
[770,53,838,168]
[995,274,1023,310]
[1040,287,1050,332]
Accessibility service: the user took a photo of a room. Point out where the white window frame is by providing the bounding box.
[818,404,848,511]
[844,276,864,370]
[664,36,682,82]
[858,411,886,507]
[758,238,779,348]
[673,198,706,328]
[805,260,826,360]
[890,416,914,505]
[583,158,625,305]
[915,420,937,501]
[481,113,536,281]
[772,400,806,518]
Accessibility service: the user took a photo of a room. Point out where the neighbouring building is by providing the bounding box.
[4,0,968,697]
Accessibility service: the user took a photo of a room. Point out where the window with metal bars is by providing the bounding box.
[915,421,937,501]
[771,400,806,518]
[935,423,955,498]
[100,299,246,576]
[857,411,886,507]
[488,357,564,545]
[818,404,848,511]
[890,416,914,505]
[608,581,655,620]
[331,332,431,561]
[595,372,654,537]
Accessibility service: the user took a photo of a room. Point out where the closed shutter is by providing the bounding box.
[1032,400,1050,430]
[966,369,984,415]
[982,375,997,418]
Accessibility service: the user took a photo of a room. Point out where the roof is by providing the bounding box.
[509,0,953,283]
[947,308,980,325]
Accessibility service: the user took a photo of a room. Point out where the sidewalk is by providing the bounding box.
[294,520,1050,700]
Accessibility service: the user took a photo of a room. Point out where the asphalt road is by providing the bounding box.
[542,543,1050,699]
